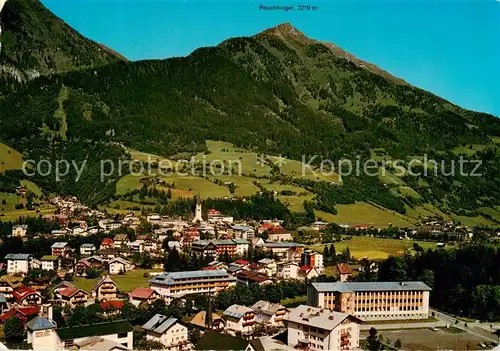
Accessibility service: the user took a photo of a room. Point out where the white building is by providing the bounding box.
[231,225,255,240]
[277,262,300,280]
[5,254,31,275]
[251,300,289,327]
[40,256,59,271]
[11,225,28,238]
[286,305,362,350]
[300,250,324,274]
[80,243,96,256]
[257,258,277,277]
[142,314,188,350]
[223,304,256,334]
[27,317,133,350]
[108,258,134,275]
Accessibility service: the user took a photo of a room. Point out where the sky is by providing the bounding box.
[41,0,500,116]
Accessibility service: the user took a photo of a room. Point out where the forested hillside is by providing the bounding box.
[1,2,500,219]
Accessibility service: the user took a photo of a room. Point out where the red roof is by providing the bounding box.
[0,307,39,322]
[269,226,289,234]
[100,300,124,310]
[129,287,154,299]
[101,238,114,245]
[208,209,220,215]
[300,265,313,273]
[234,259,249,265]
[202,266,219,271]
[59,287,88,298]
[13,287,40,301]
[260,223,273,229]
[337,263,353,275]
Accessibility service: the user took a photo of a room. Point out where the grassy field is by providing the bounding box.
[0,143,23,173]
[20,180,43,197]
[0,193,21,212]
[195,331,247,351]
[281,295,307,308]
[73,269,163,293]
[308,236,439,260]
[315,202,416,228]
[0,207,56,222]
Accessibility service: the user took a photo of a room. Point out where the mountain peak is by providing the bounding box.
[257,22,309,42]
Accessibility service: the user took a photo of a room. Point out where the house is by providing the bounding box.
[0,306,39,323]
[11,225,28,238]
[113,234,129,248]
[27,318,133,350]
[57,287,90,308]
[223,304,256,334]
[127,241,144,254]
[263,243,304,259]
[80,244,96,256]
[251,300,289,327]
[257,258,277,276]
[5,253,31,275]
[75,259,91,276]
[191,239,249,258]
[142,314,188,350]
[95,276,119,301]
[300,250,324,274]
[100,300,125,313]
[286,304,362,350]
[267,227,293,242]
[53,281,76,295]
[337,263,353,282]
[189,311,225,332]
[128,287,160,307]
[136,235,157,252]
[13,286,44,305]
[231,225,255,240]
[41,256,59,271]
[100,238,114,249]
[0,294,8,313]
[246,337,294,351]
[299,266,319,280]
[51,242,71,258]
[236,270,273,286]
[251,237,265,247]
[108,258,134,275]
[277,262,300,280]
[0,277,22,301]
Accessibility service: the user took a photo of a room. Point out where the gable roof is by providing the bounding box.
[100,300,124,310]
[0,306,39,322]
[56,320,133,341]
[51,242,68,249]
[13,287,41,301]
[113,234,128,241]
[286,304,361,331]
[189,311,224,329]
[129,287,155,299]
[337,263,352,275]
[26,316,57,331]
[142,314,178,334]
[251,300,287,315]
[59,287,89,298]
[95,276,117,289]
[223,304,254,319]
[41,255,59,261]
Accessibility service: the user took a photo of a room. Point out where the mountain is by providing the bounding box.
[1,3,500,222]
[0,0,123,80]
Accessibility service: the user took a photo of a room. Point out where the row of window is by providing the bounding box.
[356,298,423,304]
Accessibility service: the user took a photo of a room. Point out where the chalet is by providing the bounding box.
[11,225,28,238]
[337,263,353,282]
[75,259,91,276]
[0,306,39,323]
[189,311,225,332]
[191,239,249,258]
[108,258,134,275]
[126,241,144,253]
[230,225,255,240]
[128,287,160,307]
[53,281,76,295]
[57,287,90,308]
[300,250,325,274]
[94,276,119,301]
[264,242,304,259]
[80,243,96,256]
[41,255,59,271]
[251,300,289,327]
[277,262,300,280]
[142,314,188,350]
[113,234,129,248]
[13,286,44,305]
[136,235,157,252]
[100,300,125,313]
[299,266,319,280]
[257,258,277,276]
[223,304,256,334]
[236,270,273,286]
[51,242,71,258]
[267,227,293,242]
[0,277,22,301]
[5,253,31,275]
[100,238,114,249]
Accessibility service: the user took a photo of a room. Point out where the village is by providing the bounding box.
[0,196,497,351]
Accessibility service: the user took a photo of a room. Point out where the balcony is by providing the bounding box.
[242,321,255,327]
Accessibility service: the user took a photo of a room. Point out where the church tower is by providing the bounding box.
[192,198,203,223]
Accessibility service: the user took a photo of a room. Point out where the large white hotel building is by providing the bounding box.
[307,281,431,321]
